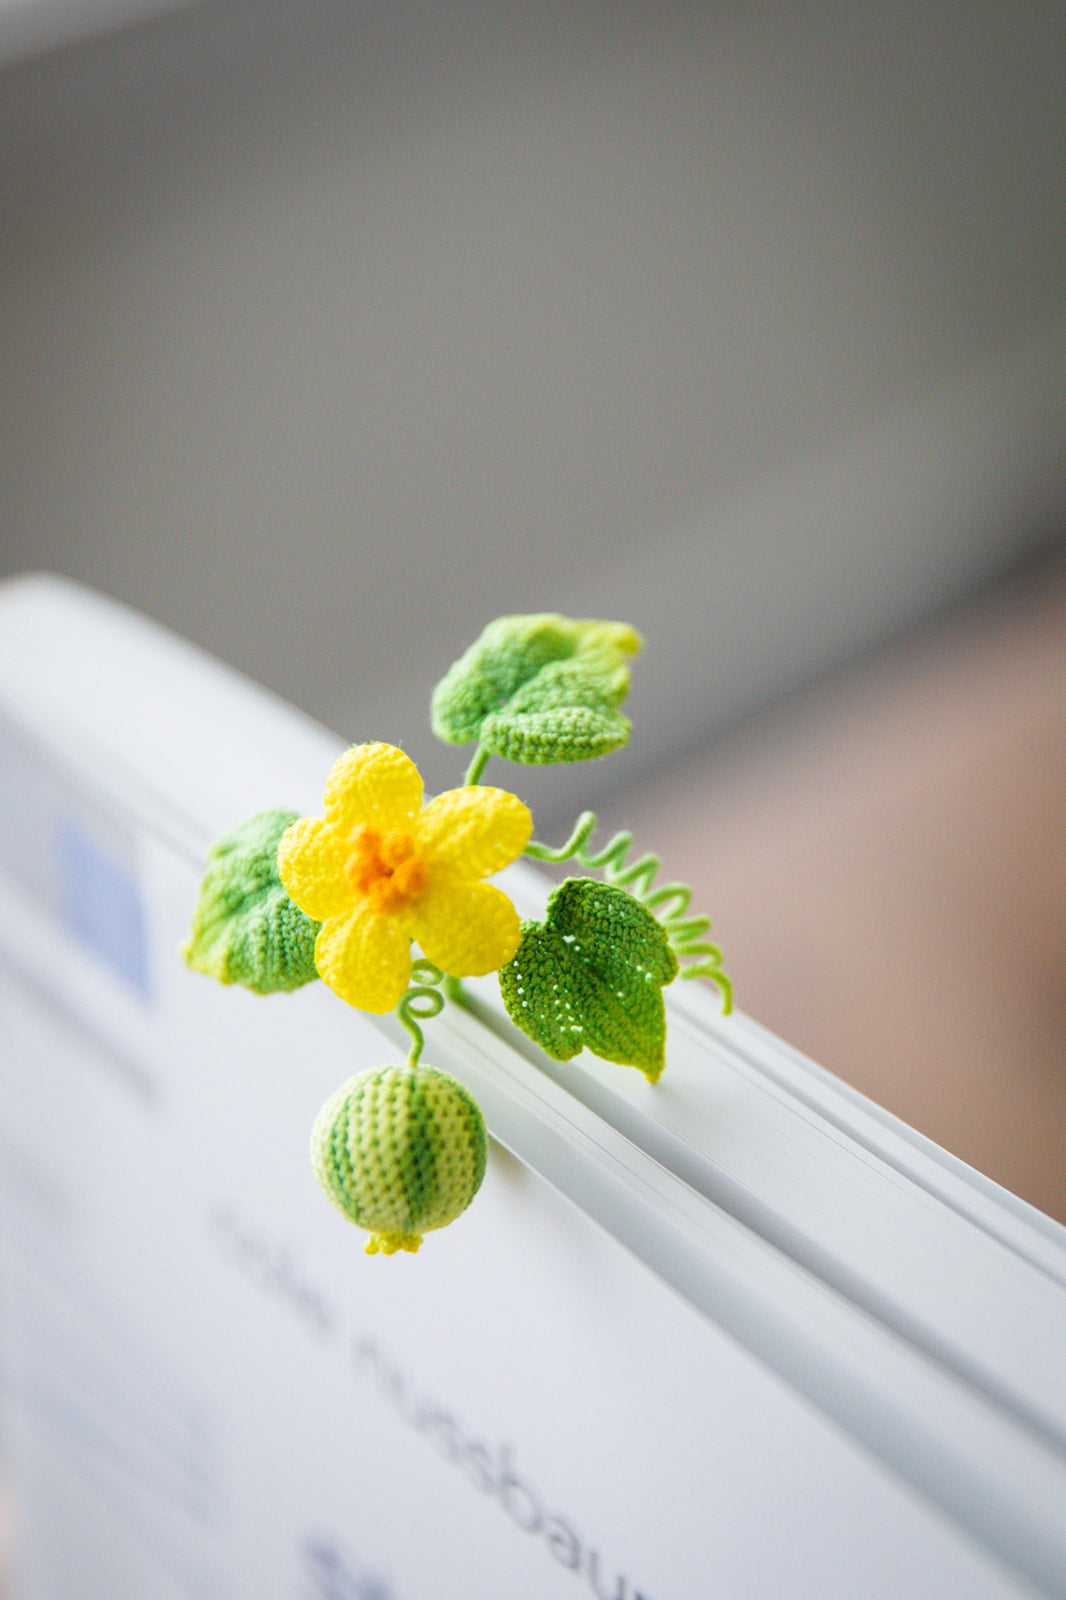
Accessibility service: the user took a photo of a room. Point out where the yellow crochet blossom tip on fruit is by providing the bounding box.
[277,742,532,1012]
[365,1231,422,1256]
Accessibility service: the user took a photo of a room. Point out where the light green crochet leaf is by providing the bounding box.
[183,809,321,994]
[430,614,642,765]
[497,877,678,1082]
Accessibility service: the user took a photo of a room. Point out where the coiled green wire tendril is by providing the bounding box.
[397,960,447,1065]
[525,812,733,1012]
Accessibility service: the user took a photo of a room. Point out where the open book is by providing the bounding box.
[1,574,1064,1600]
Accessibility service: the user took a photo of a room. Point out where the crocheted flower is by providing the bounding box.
[277,743,532,1012]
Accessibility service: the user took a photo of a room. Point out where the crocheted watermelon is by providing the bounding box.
[310,1064,487,1254]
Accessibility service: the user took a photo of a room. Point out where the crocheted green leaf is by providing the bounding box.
[498,878,678,1082]
[183,809,321,994]
[430,614,642,764]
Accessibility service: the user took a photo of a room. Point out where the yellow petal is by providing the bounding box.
[277,818,352,919]
[408,879,521,977]
[314,908,412,1012]
[415,788,531,879]
[323,743,423,838]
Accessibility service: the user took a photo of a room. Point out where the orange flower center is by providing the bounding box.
[344,825,427,913]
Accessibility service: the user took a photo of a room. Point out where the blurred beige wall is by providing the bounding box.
[1,0,1064,813]
[599,552,1066,1221]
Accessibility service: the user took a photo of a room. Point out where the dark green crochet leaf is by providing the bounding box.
[498,878,678,1082]
[182,809,321,994]
[430,614,642,764]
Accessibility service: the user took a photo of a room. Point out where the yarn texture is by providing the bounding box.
[310,1064,488,1254]
[278,742,531,1012]
[525,812,733,1012]
[430,614,642,765]
[182,809,320,993]
[184,612,733,1256]
[498,877,679,1082]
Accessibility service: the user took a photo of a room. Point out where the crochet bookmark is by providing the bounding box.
[184,614,731,1254]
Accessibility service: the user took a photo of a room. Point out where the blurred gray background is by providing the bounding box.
[1,0,1065,1211]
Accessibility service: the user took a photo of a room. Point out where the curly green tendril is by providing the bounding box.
[525,812,732,1013]
[186,612,736,1258]
[396,960,448,1065]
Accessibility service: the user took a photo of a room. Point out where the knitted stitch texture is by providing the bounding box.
[310,1064,487,1254]
[498,877,679,1082]
[182,809,320,993]
[430,614,642,765]
[183,612,733,1258]
[278,742,531,1012]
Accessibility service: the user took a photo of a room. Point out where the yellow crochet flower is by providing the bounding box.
[277,743,532,1013]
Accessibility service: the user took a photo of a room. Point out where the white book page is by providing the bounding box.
[0,717,1046,1600]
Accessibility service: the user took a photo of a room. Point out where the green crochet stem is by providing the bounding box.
[396,961,447,1066]
[463,743,492,786]
[525,812,733,1012]
[441,973,466,1006]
